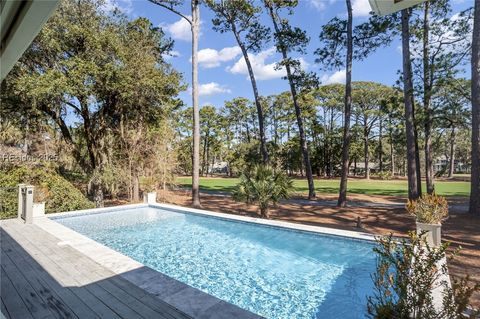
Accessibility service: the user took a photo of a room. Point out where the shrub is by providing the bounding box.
[140,176,157,192]
[374,171,393,180]
[367,232,479,319]
[232,165,292,218]
[406,194,449,224]
[33,184,49,203]
[0,165,94,219]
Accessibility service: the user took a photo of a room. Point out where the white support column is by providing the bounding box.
[18,184,34,224]
[144,192,157,204]
[24,185,34,224]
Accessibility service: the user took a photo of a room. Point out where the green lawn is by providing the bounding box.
[175,176,470,197]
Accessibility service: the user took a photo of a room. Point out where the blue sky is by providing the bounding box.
[108,0,473,109]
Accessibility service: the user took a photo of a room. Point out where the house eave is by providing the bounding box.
[1,0,59,81]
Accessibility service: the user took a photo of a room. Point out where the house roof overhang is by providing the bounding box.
[368,0,427,16]
[1,0,59,81]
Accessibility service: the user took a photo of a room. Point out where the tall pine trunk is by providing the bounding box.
[401,9,420,200]
[231,25,269,164]
[414,114,422,196]
[390,129,395,176]
[379,118,383,172]
[201,128,209,176]
[92,182,104,208]
[364,119,370,179]
[469,0,480,215]
[448,126,456,178]
[354,158,357,176]
[337,0,353,207]
[266,5,315,199]
[132,169,139,202]
[423,1,435,194]
[191,0,201,207]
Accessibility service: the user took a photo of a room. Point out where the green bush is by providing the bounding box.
[0,166,94,219]
[367,232,479,318]
[374,171,393,180]
[232,165,293,218]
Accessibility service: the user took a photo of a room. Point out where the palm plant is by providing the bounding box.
[232,165,292,218]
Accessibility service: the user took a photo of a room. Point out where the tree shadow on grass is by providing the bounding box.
[179,180,469,197]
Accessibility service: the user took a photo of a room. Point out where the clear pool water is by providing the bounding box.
[54,207,376,319]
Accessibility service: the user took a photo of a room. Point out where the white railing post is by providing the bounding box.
[17,183,25,219]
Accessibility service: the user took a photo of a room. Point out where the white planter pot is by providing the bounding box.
[32,202,45,218]
[416,222,442,247]
[144,192,157,204]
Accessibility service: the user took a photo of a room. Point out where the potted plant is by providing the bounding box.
[33,185,49,217]
[141,176,157,204]
[406,193,449,247]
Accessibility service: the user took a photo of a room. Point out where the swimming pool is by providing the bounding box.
[53,206,377,319]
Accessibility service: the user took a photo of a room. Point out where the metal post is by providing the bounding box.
[17,183,25,220]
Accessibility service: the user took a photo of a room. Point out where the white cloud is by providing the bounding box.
[227,47,309,81]
[309,0,371,17]
[321,69,346,84]
[197,46,242,68]
[297,58,310,70]
[308,0,339,11]
[162,16,192,41]
[162,50,181,60]
[228,47,283,80]
[308,0,327,11]
[434,13,473,51]
[198,82,231,96]
[408,13,472,59]
[102,0,133,13]
[352,0,372,17]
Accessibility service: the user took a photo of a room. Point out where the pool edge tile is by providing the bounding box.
[34,215,261,319]
[200,301,265,319]
[149,202,379,243]
[163,286,225,319]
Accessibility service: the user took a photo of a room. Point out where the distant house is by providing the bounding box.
[210,161,229,174]
[349,162,380,175]
[433,155,470,174]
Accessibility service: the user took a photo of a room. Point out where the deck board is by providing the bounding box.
[2,223,123,319]
[2,238,99,319]
[16,226,146,319]
[1,250,75,319]
[1,298,11,319]
[0,220,191,319]
[7,236,118,319]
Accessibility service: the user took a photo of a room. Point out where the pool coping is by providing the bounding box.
[36,202,450,316]
[47,202,379,242]
[39,202,381,318]
[149,202,378,242]
[36,204,263,319]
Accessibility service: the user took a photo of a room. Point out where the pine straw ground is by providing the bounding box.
[153,189,480,308]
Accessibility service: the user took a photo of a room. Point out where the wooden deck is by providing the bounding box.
[0,220,191,319]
